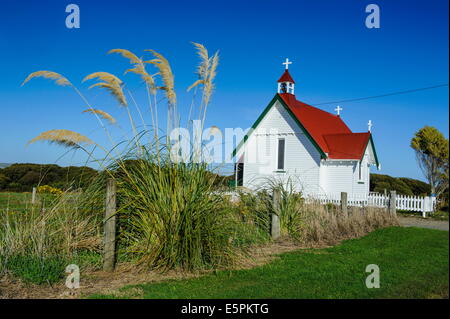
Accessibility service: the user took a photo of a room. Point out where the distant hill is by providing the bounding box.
[0,163,12,169]
[0,163,98,192]
[370,173,430,196]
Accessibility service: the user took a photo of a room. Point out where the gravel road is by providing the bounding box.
[398,216,449,231]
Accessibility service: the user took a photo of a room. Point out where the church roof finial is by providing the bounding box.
[283,58,292,70]
[278,58,295,83]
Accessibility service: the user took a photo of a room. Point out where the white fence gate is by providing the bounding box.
[309,192,436,217]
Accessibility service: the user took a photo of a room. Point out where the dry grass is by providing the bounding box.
[0,192,101,261]
[292,202,400,246]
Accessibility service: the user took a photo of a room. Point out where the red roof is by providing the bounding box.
[323,133,371,159]
[279,93,370,160]
[277,70,295,83]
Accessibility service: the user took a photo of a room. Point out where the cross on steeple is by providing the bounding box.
[282,58,292,70]
[368,120,373,132]
[335,105,343,116]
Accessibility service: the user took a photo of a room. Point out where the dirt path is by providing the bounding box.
[398,216,449,231]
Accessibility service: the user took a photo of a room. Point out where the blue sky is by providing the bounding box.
[0,0,448,180]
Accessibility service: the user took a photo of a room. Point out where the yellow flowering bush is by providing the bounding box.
[37,185,63,195]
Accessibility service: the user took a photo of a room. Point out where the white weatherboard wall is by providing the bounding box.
[239,100,322,195]
[320,147,371,195]
[320,161,356,195]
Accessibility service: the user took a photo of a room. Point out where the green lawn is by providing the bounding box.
[89,227,449,299]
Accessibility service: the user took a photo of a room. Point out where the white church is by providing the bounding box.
[232,59,380,197]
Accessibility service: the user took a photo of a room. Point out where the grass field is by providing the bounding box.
[0,192,32,212]
[89,227,449,299]
[0,192,56,213]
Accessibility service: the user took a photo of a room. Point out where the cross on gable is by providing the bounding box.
[335,105,343,116]
[282,58,292,70]
[368,120,373,132]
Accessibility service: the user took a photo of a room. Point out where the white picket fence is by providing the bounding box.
[308,192,436,217]
[223,189,437,217]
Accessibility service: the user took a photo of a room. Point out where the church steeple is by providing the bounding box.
[277,58,295,95]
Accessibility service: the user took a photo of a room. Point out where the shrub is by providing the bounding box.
[37,185,63,195]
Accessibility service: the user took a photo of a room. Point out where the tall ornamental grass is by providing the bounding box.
[18,44,263,272]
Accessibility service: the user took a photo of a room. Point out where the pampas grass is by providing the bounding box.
[82,109,117,125]
[109,49,157,94]
[145,50,176,105]
[21,71,71,87]
[18,44,261,274]
[187,43,219,127]
[108,48,141,65]
[203,52,219,108]
[83,72,127,107]
[28,129,94,149]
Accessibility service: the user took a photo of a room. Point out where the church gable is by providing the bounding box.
[232,94,326,159]
[233,60,380,167]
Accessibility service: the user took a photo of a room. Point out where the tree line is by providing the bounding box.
[0,163,234,192]
[0,163,97,192]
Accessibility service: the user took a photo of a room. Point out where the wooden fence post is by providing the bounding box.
[340,192,348,217]
[389,190,397,216]
[271,189,281,240]
[103,178,117,272]
[31,187,36,204]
